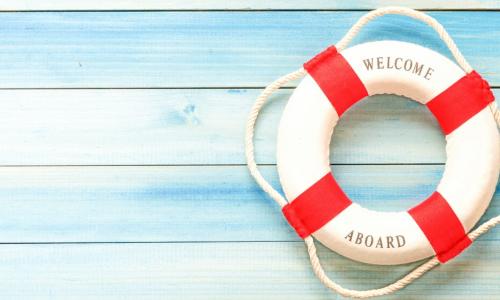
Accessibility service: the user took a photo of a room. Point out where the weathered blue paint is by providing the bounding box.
[0,89,497,165]
[0,6,497,300]
[0,165,496,243]
[0,12,498,88]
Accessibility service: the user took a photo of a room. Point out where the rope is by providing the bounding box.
[490,102,500,128]
[245,7,500,299]
[245,67,307,208]
[336,7,473,73]
[305,216,500,299]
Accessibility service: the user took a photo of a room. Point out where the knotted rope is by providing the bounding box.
[245,7,500,299]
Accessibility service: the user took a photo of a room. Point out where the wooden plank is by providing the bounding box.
[0,89,497,165]
[0,1,499,11]
[0,241,497,299]
[0,12,498,88]
[0,165,497,243]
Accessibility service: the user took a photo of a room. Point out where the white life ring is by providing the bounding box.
[276,40,500,265]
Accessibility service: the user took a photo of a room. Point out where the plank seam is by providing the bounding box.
[0,86,497,90]
[0,9,498,12]
[0,239,495,245]
[0,163,447,168]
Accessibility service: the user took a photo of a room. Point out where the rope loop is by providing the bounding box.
[245,6,500,299]
[490,102,500,127]
[336,6,472,73]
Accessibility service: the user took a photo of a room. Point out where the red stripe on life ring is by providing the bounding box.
[426,71,494,135]
[282,173,352,239]
[408,192,471,263]
[304,46,368,116]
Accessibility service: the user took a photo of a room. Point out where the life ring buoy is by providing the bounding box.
[276,40,500,265]
[247,7,500,297]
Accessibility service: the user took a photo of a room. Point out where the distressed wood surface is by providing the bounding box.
[0,89,497,165]
[0,165,497,243]
[0,241,497,299]
[0,1,499,11]
[0,12,498,88]
[0,5,498,300]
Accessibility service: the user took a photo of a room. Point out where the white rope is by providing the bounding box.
[305,215,500,299]
[245,67,307,208]
[245,7,500,299]
[336,6,473,73]
[490,102,500,128]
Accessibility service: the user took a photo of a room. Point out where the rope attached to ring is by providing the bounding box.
[245,7,500,299]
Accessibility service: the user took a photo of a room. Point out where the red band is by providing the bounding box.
[282,173,352,239]
[426,71,494,135]
[304,46,368,116]
[408,192,471,263]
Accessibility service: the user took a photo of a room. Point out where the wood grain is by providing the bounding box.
[0,12,498,88]
[0,89,496,165]
[0,165,496,243]
[0,1,499,11]
[0,4,498,300]
[0,241,497,299]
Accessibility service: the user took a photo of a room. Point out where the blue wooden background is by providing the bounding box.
[0,1,498,299]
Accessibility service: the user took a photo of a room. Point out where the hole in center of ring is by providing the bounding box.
[330,94,445,212]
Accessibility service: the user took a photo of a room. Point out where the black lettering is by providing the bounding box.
[386,57,394,69]
[365,235,374,247]
[344,230,354,242]
[345,231,406,249]
[413,62,424,76]
[396,235,406,248]
[394,58,403,69]
[355,232,363,244]
[424,67,434,80]
[363,58,374,70]
[386,236,395,248]
[403,59,413,71]
[360,57,434,81]
[376,57,384,69]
